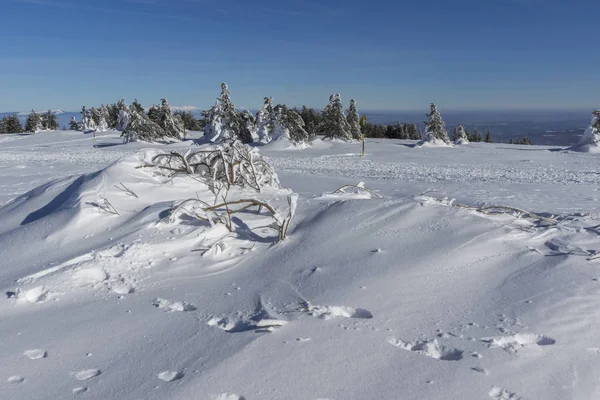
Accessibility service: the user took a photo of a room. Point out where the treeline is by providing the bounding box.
[0,110,59,134]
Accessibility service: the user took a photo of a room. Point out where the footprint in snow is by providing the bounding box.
[215,394,245,400]
[157,371,184,382]
[7,375,25,384]
[152,298,196,312]
[23,349,47,360]
[72,387,88,394]
[489,386,523,400]
[388,338,463,361]
[304,304,373,320]
[73,369,101,381]
[481,333,555,353]
[471,367,489,375]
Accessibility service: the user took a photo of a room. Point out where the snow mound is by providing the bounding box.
[482,333,555,353]
[5,146,296,303]
[388,338,464,361]
[569,112,600,153]
[416,138,454,148]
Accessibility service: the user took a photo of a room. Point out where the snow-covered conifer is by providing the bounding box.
[453,125,469,144]
[115,99,130,131]
[423,103,450,144]
[43,110,59,131]
[272,105,309,144]
[131,99,144,114]
[319,94,352,141]
[255,97,275,143]
[121,109,165,143]
[97,105,109,132]
[203,82,241,142]
[579,110,600,146]
[25,110,42,133]
[346,99,362,140]
[238,109,257,143]
[158,98,184,139]
[69,116,79,131]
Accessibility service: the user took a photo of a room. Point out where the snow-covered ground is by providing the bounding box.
[2,131,600,400]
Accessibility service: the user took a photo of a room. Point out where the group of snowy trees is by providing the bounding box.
[74,98,186,142]
[201,83,363,145]
[25,110,59,132]
[0,110,59,134]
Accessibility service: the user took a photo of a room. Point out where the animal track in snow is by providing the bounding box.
[489,386,523,400]
[73,369,101,381]
[72,387,88,394]
[481,333,555,353]
[12,286,49,304]
[388,338,464,361]
[23,349,47,360]
[471,367,489,375]
[215,394,245,400]
[152,298,196,312]
[157,371,184,381]
[208,317,287,333]
[7,375,25,384]
[304,303,373,320]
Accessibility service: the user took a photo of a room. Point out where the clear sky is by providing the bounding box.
[0,0,598,112]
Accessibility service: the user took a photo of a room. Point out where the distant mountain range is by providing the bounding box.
[1,108,593,147]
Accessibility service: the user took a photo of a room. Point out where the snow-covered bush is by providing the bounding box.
[319,94,352,141]
[453,125,469,145]
[149,140,280,192]
[421,103,451,145]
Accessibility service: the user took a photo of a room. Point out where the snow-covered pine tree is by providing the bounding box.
[272,105,309,144]
[121,109,165,143]
[453,125,469,144]
[69,116,79,131]
[238,109,257,143]
[3,114,23,133]
[108,103,119,129]
[97,105,109,131]
[90,107,101,129]
[319,94,352,141]
[579,110,600,146]
[158,98,184,139]
[116,99,130,131]
[147,105,161,125]
[203,82,241,142]
[25,110,42,133]
[43,109,59,130]
[346,99,362,141]
[131,99,144,114]
[484,129,493,143]
[423,103,450,144]
[255,97,275,143]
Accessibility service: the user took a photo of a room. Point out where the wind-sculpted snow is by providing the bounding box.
[2,131,600,399]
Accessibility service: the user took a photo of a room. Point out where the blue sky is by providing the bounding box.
[0,0,598,112]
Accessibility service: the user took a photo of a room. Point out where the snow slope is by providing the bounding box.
[1,131,600,400]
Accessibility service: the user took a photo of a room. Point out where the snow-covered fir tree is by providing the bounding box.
[579,110,600,146]
[453,125,469,144]
[90,107,101,129]
[272,105,309,144]
[131,99,144,114]
[2,115,23,133]
[238,109,257,143]
[203,82,241,142]
[115,99,130,131]
[423,103,450,144]
[158,98,184,139]
[97,105,109,132]
[255,97,275,143]
[319,94,352,141]
[147,105,161,125]
[42,109,59,130]
[25,110,42,133]
[69,116,79,131]
[121,109,165,143]
[484,129,493,143]
[346,99,362,141]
